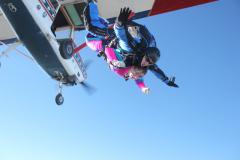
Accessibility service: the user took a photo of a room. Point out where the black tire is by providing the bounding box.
[59,40,74,59]
[55,93,64,105]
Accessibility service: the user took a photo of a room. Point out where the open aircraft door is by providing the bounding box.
[51,0,86,36]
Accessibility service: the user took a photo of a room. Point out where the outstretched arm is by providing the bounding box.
[149,64,179,87]
[113,8,133,52]
[135,78,150,94]
[148,64,168,82]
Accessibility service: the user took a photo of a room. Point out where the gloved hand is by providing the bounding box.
[166,77,179,88]
[141,87,150,94]
[116,7,132,26]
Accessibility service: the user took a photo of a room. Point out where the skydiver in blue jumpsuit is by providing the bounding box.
[83,0,115,57]
[113,7,179,87]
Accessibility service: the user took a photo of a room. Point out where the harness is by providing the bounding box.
[126,21,155,51]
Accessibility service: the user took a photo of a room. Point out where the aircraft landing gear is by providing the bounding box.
[59,39,74,59]
[55,81,64,105]
[55,93,64,105]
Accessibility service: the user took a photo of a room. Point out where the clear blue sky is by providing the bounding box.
[0,1,240,160]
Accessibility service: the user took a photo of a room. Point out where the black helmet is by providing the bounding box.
[141,47,160,67]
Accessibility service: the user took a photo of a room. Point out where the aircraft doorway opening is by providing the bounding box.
[51,1,87,39]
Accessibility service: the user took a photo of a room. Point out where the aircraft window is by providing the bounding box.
[64,3,86,27]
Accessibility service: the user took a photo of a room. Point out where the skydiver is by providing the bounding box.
[104,47,150,94]
[83,0,115,57]
[112,7,179,88]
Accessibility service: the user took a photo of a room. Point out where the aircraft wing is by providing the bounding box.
[98,0,217,22]
[1,0,217,43]
[0,9,18,44]
[56,0,216,32]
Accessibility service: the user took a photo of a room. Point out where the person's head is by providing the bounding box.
[141,47,160,67]
[128,66,147,80]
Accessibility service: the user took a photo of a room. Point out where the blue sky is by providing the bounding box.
[0,1,240,160]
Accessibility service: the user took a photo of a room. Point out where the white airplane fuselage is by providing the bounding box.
[0,0,87,85]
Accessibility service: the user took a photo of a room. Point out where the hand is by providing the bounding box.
[116,7,132,26]
[111,60,126,68]
[166,77,179,88]
[141,87,150,94]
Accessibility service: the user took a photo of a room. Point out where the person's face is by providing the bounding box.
[141,55,154,67]
[128,68,145,80]
[128,26,141,39]
[129,72,138,80]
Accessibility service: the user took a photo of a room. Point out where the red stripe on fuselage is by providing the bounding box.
[149,0,217,16]
[46,0,55,9]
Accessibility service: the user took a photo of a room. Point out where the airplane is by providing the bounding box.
[0,0,216,105]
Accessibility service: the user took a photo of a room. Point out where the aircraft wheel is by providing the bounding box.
[59,40,74,59]
[55,93,64,105]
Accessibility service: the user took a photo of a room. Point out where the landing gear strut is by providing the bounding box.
[55,81,64,105]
